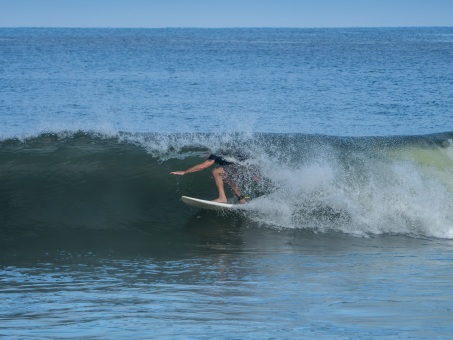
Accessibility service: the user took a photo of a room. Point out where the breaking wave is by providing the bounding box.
[1,130,452,240]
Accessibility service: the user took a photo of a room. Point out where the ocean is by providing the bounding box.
[1,27,452,338]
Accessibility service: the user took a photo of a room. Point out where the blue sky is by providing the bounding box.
[1,0,452,28]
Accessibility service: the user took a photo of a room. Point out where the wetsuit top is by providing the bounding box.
[207,154,234,166]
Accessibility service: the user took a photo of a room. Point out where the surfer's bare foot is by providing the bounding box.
[238,198,247,204]
[212,197,227,203]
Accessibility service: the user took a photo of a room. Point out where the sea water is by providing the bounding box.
[1,28,453,338]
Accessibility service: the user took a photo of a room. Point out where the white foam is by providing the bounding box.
[242,144,453,239]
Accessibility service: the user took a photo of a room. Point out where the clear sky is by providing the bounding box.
[1,0,452,28]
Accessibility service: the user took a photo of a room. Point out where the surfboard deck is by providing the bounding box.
[181,196,236,210]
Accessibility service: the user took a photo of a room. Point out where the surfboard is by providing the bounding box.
[181,196,236,211]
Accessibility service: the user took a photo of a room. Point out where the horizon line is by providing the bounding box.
[1,25,452,29]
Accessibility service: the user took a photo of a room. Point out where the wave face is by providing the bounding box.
[1,131,452,240]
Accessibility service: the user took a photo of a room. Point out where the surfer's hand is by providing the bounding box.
[171,171,185,175]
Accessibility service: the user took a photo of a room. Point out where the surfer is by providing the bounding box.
[171,154,250,204]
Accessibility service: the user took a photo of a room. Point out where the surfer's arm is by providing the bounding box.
[171,159,215,175]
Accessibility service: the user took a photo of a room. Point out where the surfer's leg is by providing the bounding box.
[224,180,247,204]
[212,167,228,203]
[223,165,247,204]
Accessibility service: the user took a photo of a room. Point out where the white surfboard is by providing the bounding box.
[181,196,236,211]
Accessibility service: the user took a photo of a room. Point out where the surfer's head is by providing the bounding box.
[217,148,249,161]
